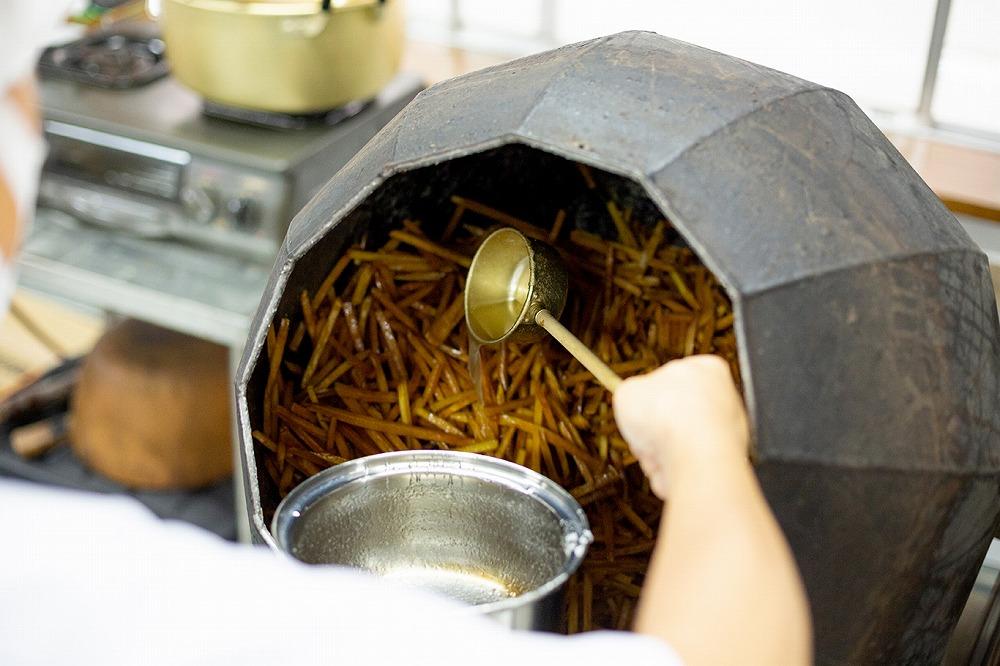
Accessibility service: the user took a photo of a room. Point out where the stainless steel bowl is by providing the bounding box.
[271,450,592,630]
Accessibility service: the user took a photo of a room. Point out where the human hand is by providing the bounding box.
[612,355,749,500]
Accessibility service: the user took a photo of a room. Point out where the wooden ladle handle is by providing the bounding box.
[534,309,622,393]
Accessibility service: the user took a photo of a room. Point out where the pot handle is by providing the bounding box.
[320,0,386,11]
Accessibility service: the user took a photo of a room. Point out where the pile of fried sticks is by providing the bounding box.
[254,167,740,632]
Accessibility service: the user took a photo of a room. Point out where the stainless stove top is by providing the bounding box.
[24,65,422,336]
[41,72,422,174]
[37,70,422,261]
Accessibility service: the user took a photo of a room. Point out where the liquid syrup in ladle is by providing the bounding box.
[467,299,521,404]
[467,257,531,404]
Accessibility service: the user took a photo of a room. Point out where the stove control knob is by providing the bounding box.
[225,196,257,230]
[180,185,217,224]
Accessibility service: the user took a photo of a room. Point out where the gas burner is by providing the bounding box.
[202,98,372,131]
[39,31,169,90]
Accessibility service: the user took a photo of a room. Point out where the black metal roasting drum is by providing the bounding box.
[236,31,1000,665]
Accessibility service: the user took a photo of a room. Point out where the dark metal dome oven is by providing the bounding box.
[236,31,1000,665]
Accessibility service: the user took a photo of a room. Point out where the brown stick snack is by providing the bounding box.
[257,184,740,633]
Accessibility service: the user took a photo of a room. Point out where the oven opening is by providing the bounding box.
[247,143,742,632]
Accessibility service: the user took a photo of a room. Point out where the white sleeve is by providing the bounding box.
[0,0,74,92]
[0,480,682,666]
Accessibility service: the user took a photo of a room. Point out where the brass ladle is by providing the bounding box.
[464,227,622,392]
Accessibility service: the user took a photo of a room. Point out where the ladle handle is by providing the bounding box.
[534,309,622,393]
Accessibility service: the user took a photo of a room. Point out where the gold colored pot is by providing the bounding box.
[161,0,404,114]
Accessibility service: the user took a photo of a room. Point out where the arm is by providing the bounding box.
[614,355,812,666]
[0,75,40,259]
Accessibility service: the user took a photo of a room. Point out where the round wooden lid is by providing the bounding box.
[71,319,233,490]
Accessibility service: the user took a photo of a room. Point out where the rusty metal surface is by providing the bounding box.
[236,31,1000,664]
